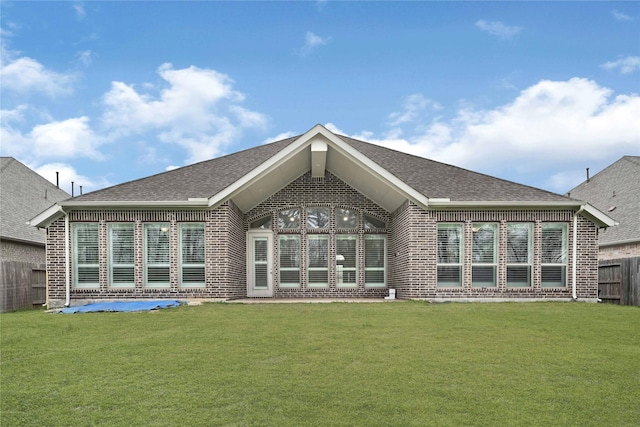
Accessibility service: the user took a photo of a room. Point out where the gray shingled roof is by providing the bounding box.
[72,133,571,204]
[0,157,70,244]
[567,156,640,245]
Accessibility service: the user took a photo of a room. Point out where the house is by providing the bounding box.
[1,157,70,312]
[30,125,615,308]
[567,156,639,305]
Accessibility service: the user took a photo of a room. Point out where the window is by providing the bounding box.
[145,223,170,287]
[437,224,463,287]
[306,207,329,229]
[180,223,205,287]
[364,214,386,230]
[109,223,134,288]
[507,223,532,287]
[364,235,386,287]
[336,208,358,229]
[541,223,567,287]
[250,216,272,229]
[307,235,329,287]
[278,209,300,229]
[73,223,99,288]
[472,223,497,287]
[279,235,300,287]
[336,235,357,287]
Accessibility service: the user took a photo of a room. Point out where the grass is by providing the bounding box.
[1,302,639,426]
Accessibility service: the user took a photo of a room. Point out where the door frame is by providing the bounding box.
[246,231,274,297]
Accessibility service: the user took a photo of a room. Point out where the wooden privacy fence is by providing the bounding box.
[0,261,46,313]
[598,257,640,306]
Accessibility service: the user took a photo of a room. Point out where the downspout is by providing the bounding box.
[572,206,585,301]
[63,208,71,307]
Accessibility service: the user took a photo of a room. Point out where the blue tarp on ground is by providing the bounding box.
[59,300,183,313]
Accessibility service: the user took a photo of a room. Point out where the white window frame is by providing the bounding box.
[437,223,463,287]
[307,234,329,288]
[506,223,533,287]
[336,234,358,288]
[364,235,386,288]
[279,234,301,288]
[472,223,498,287]
[108,223,135,288]
[179,223,205,288]
[541,223,568,288]
[72,223,99,288]
[144,223,171,288]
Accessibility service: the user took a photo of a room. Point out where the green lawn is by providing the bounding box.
[1,302,639,426]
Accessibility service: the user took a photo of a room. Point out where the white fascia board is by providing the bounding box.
[311,139,328,178]
[320,129,431,209]
[29,204,65,228]
[581,203,618,228]
[426,200,582,209]
[426,200,617,228]
[207,126,324,208]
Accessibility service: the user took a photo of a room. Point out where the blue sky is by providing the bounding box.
[1,1,639,197]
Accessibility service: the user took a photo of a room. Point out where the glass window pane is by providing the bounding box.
[364,235,385,287]
[181,224,205,286]
[472,224,496,263]
[110,223,134,287]
[278,209,300,229]
[437,225,461,264]
[74,223,99,287]
[507,224,531,264]
[306,207,329,229]
[250,216,272,229]
[279,235,300,288]
[507,266,531,287]
[145,223,170,287]
[437,266,461,287]
[542,224,567,263]
[472,266,496,287]
[336,208,358,229]
[308,235,328,268]
[363,214,386,230]
[337,236,357,269]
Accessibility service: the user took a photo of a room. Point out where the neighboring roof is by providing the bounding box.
[30,125,615,228]
[567,156,640,246]
[0,157,70,245]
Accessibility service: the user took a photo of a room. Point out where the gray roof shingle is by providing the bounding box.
[71,133,572,205]
[567,156,640,245]
[0,157,70,244]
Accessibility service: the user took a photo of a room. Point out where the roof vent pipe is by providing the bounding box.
[71,181,74,197]
[56,171,59,188]
[586,168,590,182]
[80,185,83,195]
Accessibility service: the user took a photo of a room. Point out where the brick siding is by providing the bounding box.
[44,171,601,306]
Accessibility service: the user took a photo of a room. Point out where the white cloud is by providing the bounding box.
[2,115,105,162]
[264,131,297,144]
[101,63,267,164]
[388,94,442,127]
[295,32,329,57]
[476,20,522,39]
[611,9,633,21]
[601,56,640,74]
[73,2,86,20]
[344,78,640,191]
[0,55,75,96]
[75,50,93,68]
[34,162,106,195]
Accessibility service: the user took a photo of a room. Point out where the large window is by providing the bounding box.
[336,235,357,287]
[472,223,497,287]
[541,223,567,287]
[307,235,329,287]
[437,224,463,287]
[109,223,134,288]
[507,223,532,287]
[73,223,99,288]
[180,223,205,287]
[364,235,386,287]
[145,223,170,287]
[306,207,329,229]
[279,235,300,287]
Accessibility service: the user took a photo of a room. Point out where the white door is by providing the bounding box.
[247,231,273,297]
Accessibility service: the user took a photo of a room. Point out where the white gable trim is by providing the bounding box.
[208,124,430,211]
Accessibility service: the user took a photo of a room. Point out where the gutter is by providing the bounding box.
[572,206,585,301]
